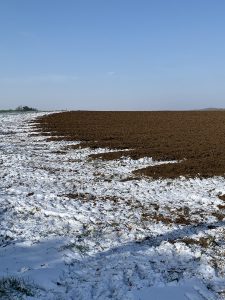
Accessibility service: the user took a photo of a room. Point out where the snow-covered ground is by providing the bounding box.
[1,112,225,299]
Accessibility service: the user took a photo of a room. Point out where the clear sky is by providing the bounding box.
[1,0,225,110]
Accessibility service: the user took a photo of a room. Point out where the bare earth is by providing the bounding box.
[35,111,225,178]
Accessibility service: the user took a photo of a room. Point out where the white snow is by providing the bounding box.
[0,112,225,299]
[131,279,216,300]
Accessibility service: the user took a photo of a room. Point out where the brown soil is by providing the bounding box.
[218,195,225,201]
[174,236,217,248]
[34,111,225,179]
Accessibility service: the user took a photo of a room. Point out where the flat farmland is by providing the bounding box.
[36,111,225,178]
[2,111,225,299]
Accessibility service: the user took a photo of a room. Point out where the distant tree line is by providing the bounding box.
[16,105,38,112]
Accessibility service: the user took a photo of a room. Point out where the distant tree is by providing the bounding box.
[16,105,37,112]
[16,105,23,111]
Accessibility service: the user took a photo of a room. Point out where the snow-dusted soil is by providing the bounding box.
[1,112,225,299]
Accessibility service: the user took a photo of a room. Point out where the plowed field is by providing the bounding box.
[35,111,225,179]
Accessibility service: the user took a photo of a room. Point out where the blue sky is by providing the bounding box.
[1,0,225,110]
